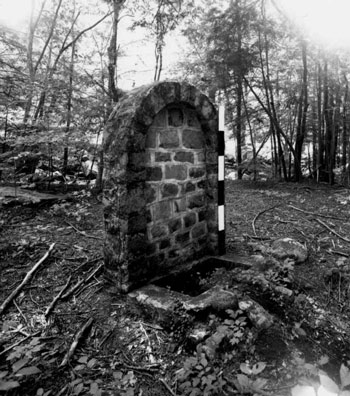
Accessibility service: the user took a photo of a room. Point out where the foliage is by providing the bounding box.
[0,336,44,392]
[176,352,227,395]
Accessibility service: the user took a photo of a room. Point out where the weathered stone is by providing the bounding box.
[188,193,206,209]
[173,198,186,213]
[174,151,194,163]
[161,183,179,198]
[159,239,171,250]
[168,107,184,126]
[155,152,171,162]
[152,108,167,126]
[269,238,308,264]
[165,164,187,180]
[145,127,157,148]
[189,167,206,179]
[187,109,200,127]
[146,166,163,181]
[191,222,206,239]
[239,298,274,330]
[184,212,197,228]
[169,218,182,233]
[183,128,204,149]
[152,201,172,221]
[151,224,169,239]
[145,185,157,204]
[183,182,195,193]
[197,151,205,163]
[176,231,190,244]
[159,129,180,148]
[183,286,239,313]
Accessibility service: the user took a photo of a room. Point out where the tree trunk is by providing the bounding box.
[63,41,76,176]
[294,40,308,181]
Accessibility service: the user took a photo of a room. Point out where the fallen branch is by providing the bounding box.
[44,275,72,319]
[315,218,350,243]
[252,205,279,236]
[0,243,55,317]
[288,205,344,220]
[60,317,94,367]
[65,220,103,240]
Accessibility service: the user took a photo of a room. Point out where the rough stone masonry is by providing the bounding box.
[103,81,219,292]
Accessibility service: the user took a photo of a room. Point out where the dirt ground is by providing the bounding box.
[1,180,350,395]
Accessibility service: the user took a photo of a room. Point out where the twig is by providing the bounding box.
[252,205,279,236]
[13,299,28,325]
[288,204,344,220]
[159,378,178,396]
[65,220,103,240]
[62,264,103,300]
[60,317,94,367]
[315,218,350,243]
[0,243,55,317]
[45,275,72,319]
[73,256,103,273]
[327,249,349,257]
[0,330,41,357]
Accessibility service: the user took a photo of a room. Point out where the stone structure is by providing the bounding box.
[103,81,219,292]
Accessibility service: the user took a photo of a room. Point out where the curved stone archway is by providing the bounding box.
[103,81,219,292]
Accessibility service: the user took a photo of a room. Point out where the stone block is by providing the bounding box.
[189,167,206,179]
[197,151,205,163]
[188,193,206,209]
[198,209,206,222]
[183,128,204,149]
[153,108,167,126]
[174,151,194,163]
[146,166,163,181]
[176,231,190,244]
[159,129,180,148]
[173,198,187,213]
[169,218,182,233]
[197,180,206,190]
[184,212,197,228]
[151,224,169,239]
[183,182,195,193]
[145,184,158,203]
[187,109,200,127]
[155,152,171,162]
[153,200,172,221]
[168,107,184,127]
[165,164,187,180]
[161,183,179,198]
[191,222,206,239]
[159,238,171,250]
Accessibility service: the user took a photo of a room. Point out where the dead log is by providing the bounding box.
[0,243,55,317]
[60,318,93,367]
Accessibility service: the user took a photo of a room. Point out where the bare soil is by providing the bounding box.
[1,180,350,395]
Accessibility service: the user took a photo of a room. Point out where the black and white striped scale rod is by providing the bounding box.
[218,105,226,255]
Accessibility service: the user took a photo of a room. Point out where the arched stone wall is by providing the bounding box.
[103,81,218,292]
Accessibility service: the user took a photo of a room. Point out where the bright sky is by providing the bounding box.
[278,0,350,49]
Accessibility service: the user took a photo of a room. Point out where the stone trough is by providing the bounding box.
[103,81,223,292]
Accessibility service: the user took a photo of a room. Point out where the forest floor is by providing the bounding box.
[1,179,350,396]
